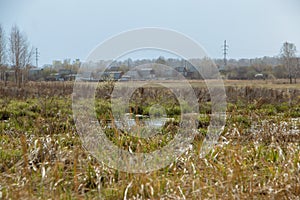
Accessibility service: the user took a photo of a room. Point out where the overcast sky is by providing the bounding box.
[1,0,300,66]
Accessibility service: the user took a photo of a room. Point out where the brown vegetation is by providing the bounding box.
[0,80,299,199]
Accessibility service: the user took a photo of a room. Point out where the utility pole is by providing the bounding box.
[35,48,39,68]
[223,40,228,67]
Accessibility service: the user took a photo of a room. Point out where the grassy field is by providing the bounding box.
[0,80,299,199]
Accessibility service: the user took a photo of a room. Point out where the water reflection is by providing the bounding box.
[115,114,172,128]
[106,113,174,138]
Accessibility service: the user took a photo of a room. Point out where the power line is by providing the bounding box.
[35,48,40,68]
[223,40,229,66]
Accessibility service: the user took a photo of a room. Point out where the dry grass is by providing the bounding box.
[0,80,299,199]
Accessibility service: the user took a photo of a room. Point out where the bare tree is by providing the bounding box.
[280,42,297,84]
[0,25,6,82]
[295,57,300,83]
[9,25,33,87]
